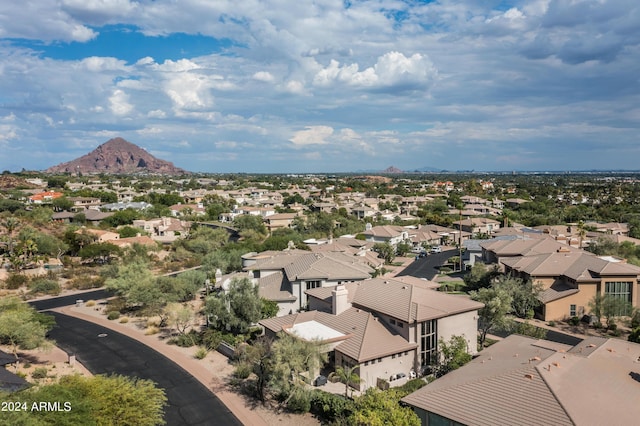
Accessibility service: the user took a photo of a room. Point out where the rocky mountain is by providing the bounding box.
[45,138,188,175]
[381,166,404,174]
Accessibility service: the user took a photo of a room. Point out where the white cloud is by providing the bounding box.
[313,51,437,93]
[109,89,133,115]
[290,126,333,146]
[253,71,275,82]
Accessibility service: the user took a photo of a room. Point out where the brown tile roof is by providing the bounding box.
[350,278,483,323]
[247,251,374,281]
[538,282,580,304]
[403,334,640,426]
[502,251,640,281]
[257,271,296,302]
[260,307,416,363]
[481,237,580,257]
[402,335,573,426]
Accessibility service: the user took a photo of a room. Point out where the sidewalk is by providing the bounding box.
[54,304,318,426]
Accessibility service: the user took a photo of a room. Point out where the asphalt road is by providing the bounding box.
[30,288,112,311]
[46,312,241,426]
[30,292,241,426]
[395,248,459,280]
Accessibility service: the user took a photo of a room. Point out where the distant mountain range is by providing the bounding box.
[45,138,187,175]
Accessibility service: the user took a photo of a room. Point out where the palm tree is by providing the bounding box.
[329,365,361,398]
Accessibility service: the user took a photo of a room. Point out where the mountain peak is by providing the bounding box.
[45,138,188,175]
[382,166,403,174]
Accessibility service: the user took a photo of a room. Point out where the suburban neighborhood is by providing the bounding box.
[2,165,640,425]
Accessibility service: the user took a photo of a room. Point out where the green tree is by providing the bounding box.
[227,277,263,333]
[493,276,542,319]
[463,263,500,291]
[349,388,420,426]
[78,242,121,264]
[437,335,472,377]
[270,332,327,399]
[329,365,362,398]
[470,286,513,348]
[373,242,395,264]
[0,296,53,356]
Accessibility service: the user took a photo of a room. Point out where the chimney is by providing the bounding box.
[332,284,350,315]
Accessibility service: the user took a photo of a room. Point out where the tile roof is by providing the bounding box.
[257,271,296,302]
[350,278,483,323]
[260,307,416,362]
[402,334,640,426]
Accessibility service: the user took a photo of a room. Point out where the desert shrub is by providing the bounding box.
[4,273,29,289]
[287,388,312,413]
[69,275,105,290]
[631,311,640,329]
[547,321,556,327]
[107,311,120,320]
[194,347,208,360]
[233,363,252,379]
[144,326,160,335]
[106,297,127,313]
[608,323,618,332]
[201,328,223,350]
[629,327,640,343]
[119,317,129,324]
[568,316,580,326]
[31,367,48,379]
[29,278,61,296]
[168,330,201,347]
[85,300,96,307]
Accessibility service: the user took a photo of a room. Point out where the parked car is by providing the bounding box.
[314,375,327,386]
[431,246,442,253]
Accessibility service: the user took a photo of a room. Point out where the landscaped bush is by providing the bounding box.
[608,323,618,332]
[232,363,252,379]
[629,327,640,343]
[119,317,129,324]
[107,311,120,320]
[85,300,96,307]
[4,273,29,289]
[194,347,208,360]
[144,326,160,335]
[31,367,48,379]
[287,388,312,413]
[397,378,428,395]
[29,278,61,296]
[568,316,580,326]
[309,390,355,423]
[547,321,556,327]
[168,330,201,347]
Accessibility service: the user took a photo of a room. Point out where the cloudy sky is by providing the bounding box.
[0,1,639,173]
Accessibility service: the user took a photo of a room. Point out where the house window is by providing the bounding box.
[392,354,396,359]
[390,319,396,325]
[420,319,438,366]
[604,281,633,315]
[570,304,577,317]
[306,280,321,290]
[398,322,403,328]
[364,361,369,366]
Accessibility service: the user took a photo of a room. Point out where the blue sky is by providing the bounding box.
[0,0,639,173]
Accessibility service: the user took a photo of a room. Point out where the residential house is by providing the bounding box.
[402,334,640,426]
[261,277,482,391]
[361,224,411,246]
[168,203,206,217]
[66,197,102,212]
[241,250,375,315]
[265,212,301,233]
[28,191,63,204]
[76,228,119,243]
[481,238,640,321]
[132,217,190,243]
[452,218,501,237]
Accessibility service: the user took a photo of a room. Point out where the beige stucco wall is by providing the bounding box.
[437,310,479,355]
[339,350,415,391]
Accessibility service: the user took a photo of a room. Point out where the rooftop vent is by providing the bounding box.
[524,373,534,380]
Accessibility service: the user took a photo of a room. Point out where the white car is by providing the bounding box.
[430,246,442,253]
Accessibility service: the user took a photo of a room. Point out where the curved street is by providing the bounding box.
[31,292,241,426]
